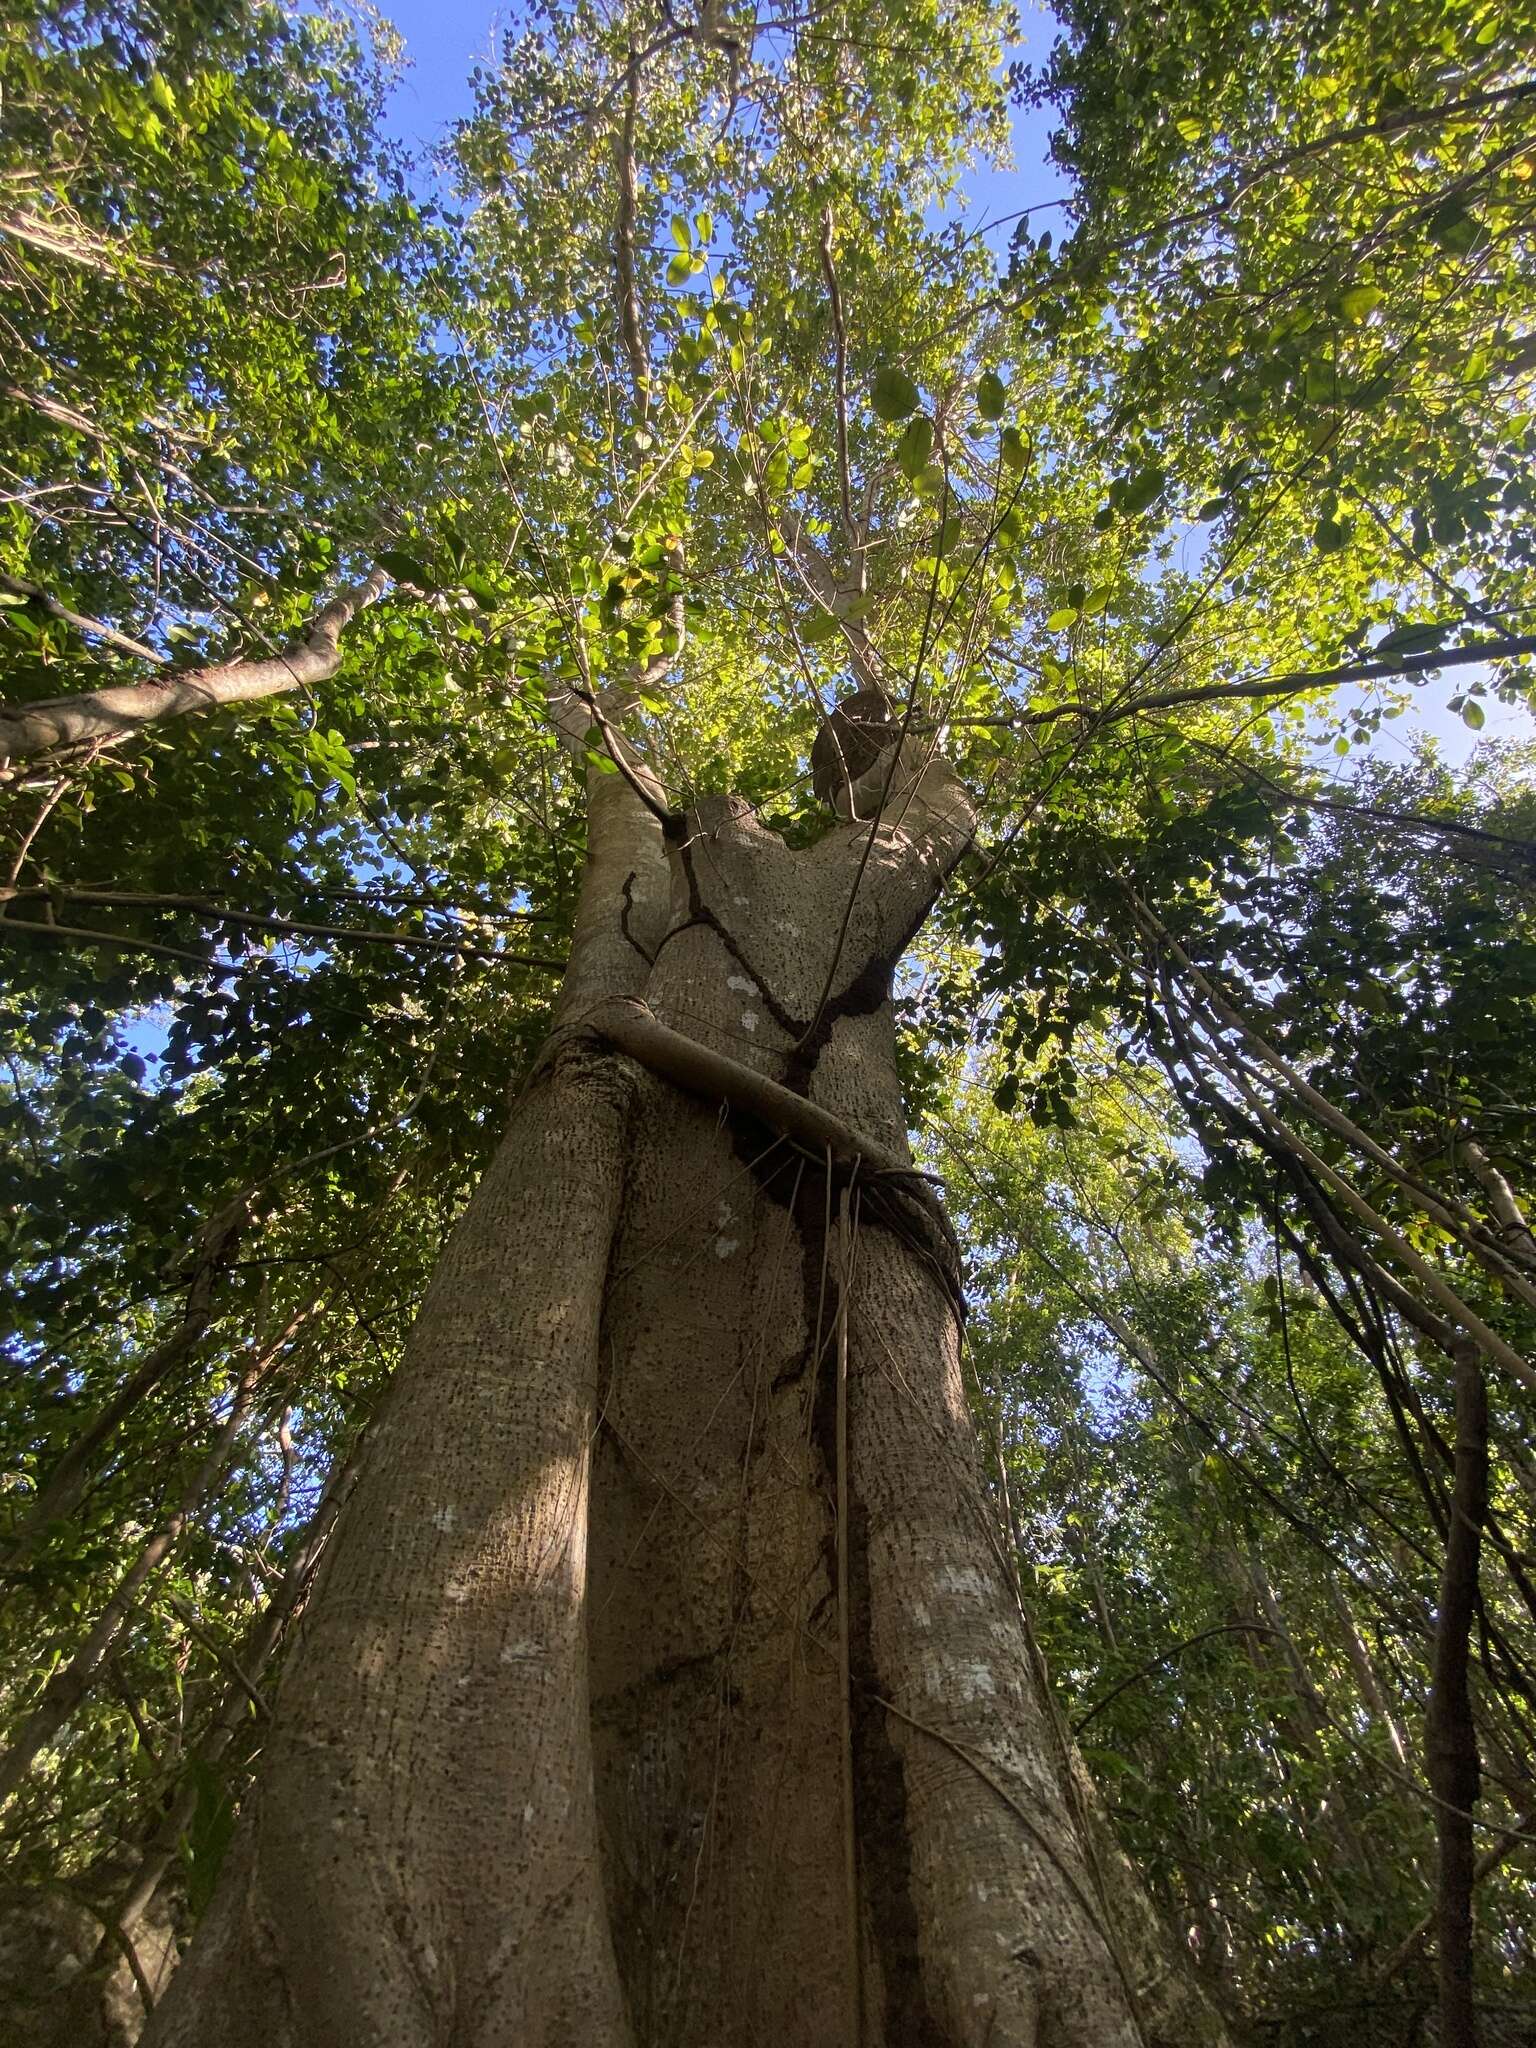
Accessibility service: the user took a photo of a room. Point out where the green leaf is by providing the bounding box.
[802,611,841,645]
[666,250,693,285]
[1340,284,1383,323]
[1376,620,1450,657]
[976,370,1007,420]
[1046,607,1079,631]
[1118,466,1167,515]
[1426,198,1488,257]
[871,366,921,420]
[670,214,691,251]
[999,425,1029,472]
[377,549,432,587]
[896,416,934,480]
[1079,585,1112,617]
[1461,698,1486,729]
[1312,516,1349,554]
[183,1759,236,1918]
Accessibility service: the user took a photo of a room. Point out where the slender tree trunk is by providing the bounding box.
[1323,1576,1410,1766]
[144,743,1224,2047]
[1426,1343,1489,2048]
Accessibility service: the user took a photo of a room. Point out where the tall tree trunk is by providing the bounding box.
[144,743,1224,2048]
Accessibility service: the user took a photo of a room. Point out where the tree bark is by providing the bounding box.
[143,740,1225,2047]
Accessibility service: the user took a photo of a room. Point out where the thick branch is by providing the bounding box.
[0,569,388,768]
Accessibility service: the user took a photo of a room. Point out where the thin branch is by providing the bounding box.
[0,571,166,665]
[819,203,858,554]
[2,888,568,968]
[1072,1624,1286,1735]
[980,632,1536,733]
[616,52,649,417]
[1093,79,1536,261]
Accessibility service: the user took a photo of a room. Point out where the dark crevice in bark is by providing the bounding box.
[619,869,657,965]
[788,1154,938,2040]
[665,811,940,1095]
[801,1214,842,1617]
[598,1645,727,1703]
[708,1095,963,1321]
[783,889,944,1093]
[782,948,892,1094]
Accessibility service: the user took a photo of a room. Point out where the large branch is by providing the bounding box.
[0,568,388,769]
[588,994,962,1305]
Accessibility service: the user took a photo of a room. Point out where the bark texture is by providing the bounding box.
[144,737,1225,2048]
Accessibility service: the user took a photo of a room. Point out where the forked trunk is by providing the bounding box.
[144,747,1224,2048]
